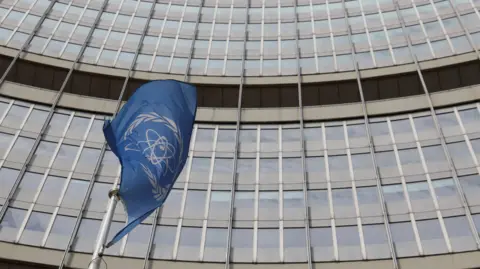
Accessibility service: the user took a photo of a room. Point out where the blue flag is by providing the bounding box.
[103,80,197,248]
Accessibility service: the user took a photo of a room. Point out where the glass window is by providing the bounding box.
[306,157,325,172]
[0,208,27,242]
[282,128,301,142]
[161,189,183,217]
[61,179,88,209]
[382,184,405,202]
[66,116,91,139]
[398,148,421,165]
[0,168,19,200]
[2,105,29,129]
[336,226,362,259]
[304,127,322,141]
[283,191,304,208]
[370,122,389,136]
[284,228,306,249]
[10,137,35,163]
[53,144,79,168]
[328,155,348,171]
[195,128,214,143]
[191,157,211,172]
[375,151,397,167]
[151,225,177,258]
[34,140,57,161]
[19,211,51,246]
[447,142,474,168]
[46,113,70,136]
[45,215,76,249]
[351,153,373,170]
[260,128,278,143]
[259,158,278,173]
[258,191,279,208]
[213,158,233,180]
[257,229,279,248]
[310,227,333,247]
[14,172,42,203]
[390,221,418,257]
[422,145,447,164]
[87,182,111,212]
[356,187,379,205]
[458,108,480,125]
[234,192,254,208]
[77,148,101,172]
[37,176,65,206]
[460,174,480,206]
[184,190,206,218]
[363,224,388,246]
[416,218,447,254]
[209,191,231,219]
[407,181,432,200]
[283,158,302,173]
[239,129,257,143]
[23,108,48,133]
[443,216,476,252]
[205,228,228,248]
[308,190,328,206]
[325,126,344,141]
[0,132,13,151]
[437,112,458,129]
[232,228,253,248]
[237,158,255,174]
[124,224,151,257]
[217,129,236,143]
[413,116,436,132]
[347,124,367,138]
[72,219,100,252]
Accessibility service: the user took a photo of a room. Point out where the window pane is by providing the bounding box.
[0,168,20,201]
[0,208,27,242]
[19,212,51,246]
[73,219,100,252]
[390,221,419,257]
[232,228,253,248]
[45,215,76,249]
[257,229,279,248]
[152,225,176,259]
[124,224,151,257]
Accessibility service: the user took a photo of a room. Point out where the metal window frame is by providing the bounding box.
[393,0,480,249]
[444,0,480,59]
[341,0,399,267]
[0,0,106,227]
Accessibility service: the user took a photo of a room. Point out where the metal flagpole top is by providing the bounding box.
[108,188,120,199]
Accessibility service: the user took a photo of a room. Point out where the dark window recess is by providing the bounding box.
[423,60,480,92]
[1,58,480,108]
[0,54,13,76]
[301,80,360,106]
[5,58,68,91]
[361,72,423,102]
[242,85,298,108]
[198,85,239,108]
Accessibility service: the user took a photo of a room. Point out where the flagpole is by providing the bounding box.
[88,188,119,269]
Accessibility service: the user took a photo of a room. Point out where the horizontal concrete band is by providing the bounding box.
[1,241,480,269]
[1,80,479,122]
[0,47,478,86]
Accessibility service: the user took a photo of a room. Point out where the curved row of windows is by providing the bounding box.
[0,0,479,75]
[0,96,480,262]
[2,54,480,108]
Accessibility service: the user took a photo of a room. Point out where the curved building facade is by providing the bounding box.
[0,0,480,269]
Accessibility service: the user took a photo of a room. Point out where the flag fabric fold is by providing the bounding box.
[103,80,197,248]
